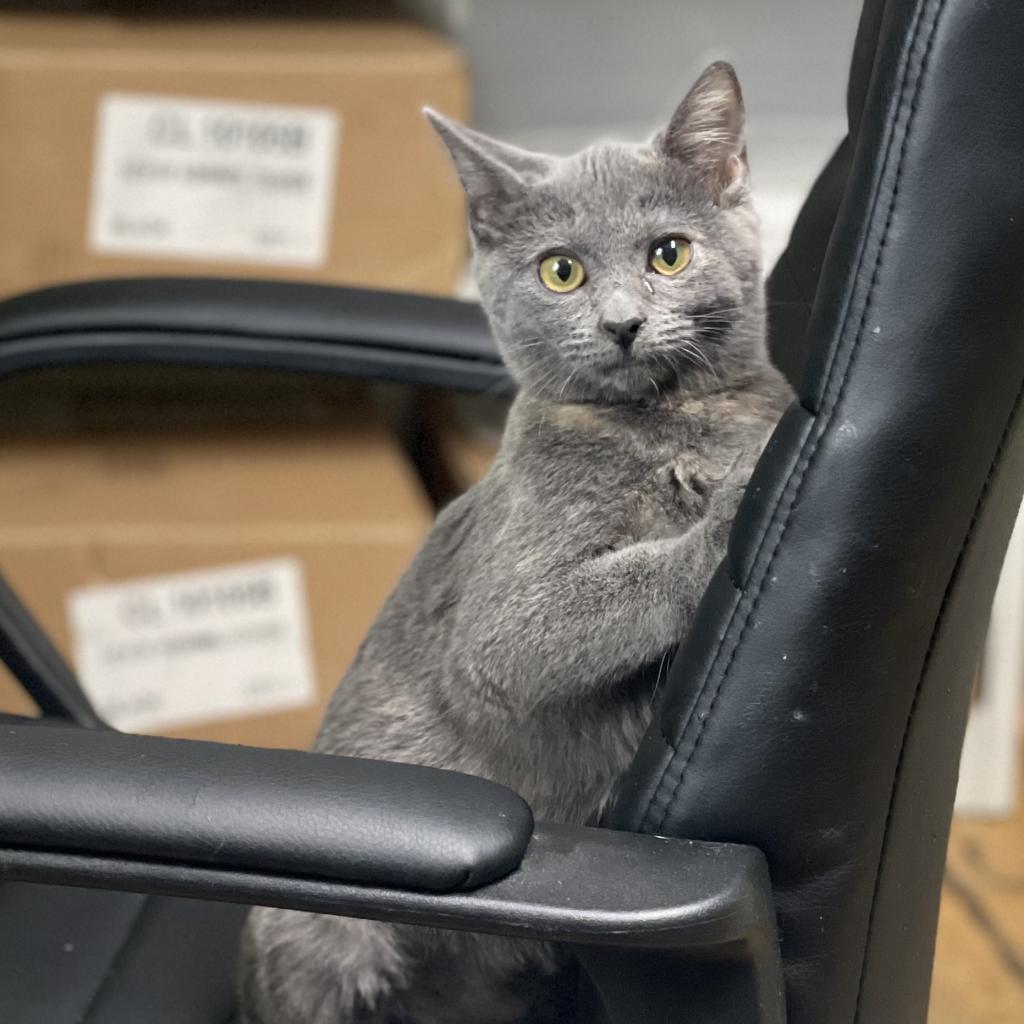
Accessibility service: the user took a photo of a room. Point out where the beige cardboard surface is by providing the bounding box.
[0,370,432,750]
[0,12,468,297]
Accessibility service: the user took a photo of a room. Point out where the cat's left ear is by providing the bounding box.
[424,109,551,241]
[658,62,748,205]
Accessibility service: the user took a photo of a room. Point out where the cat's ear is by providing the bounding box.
[657,62,748,204]
[424,109,550,239]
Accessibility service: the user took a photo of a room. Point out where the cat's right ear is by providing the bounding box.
[424,109,548,241]
[657,62,748,205]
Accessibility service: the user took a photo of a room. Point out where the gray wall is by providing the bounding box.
[412,0,859,142]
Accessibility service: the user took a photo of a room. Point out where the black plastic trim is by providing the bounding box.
[0,278,511,394]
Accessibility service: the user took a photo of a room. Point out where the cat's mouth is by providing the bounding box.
[606,345,657,373]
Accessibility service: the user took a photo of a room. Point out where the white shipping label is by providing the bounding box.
[88,93,339,266]
[68,559,317,733]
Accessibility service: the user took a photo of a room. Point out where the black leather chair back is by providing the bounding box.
[612,2,1024,1024]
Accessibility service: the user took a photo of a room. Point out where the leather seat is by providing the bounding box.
[0,881,247,1024]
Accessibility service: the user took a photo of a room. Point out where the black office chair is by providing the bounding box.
[2,0,1023,1020]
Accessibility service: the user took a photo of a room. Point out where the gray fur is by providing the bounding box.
[240,62,792,1024]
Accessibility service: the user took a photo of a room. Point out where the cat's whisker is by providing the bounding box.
[673,338,720,382]
[514,353,553,375]
[688,346,717,374]
[687,304,747,316]
[650,649,671,704]
[687,309,746,321]
[517,356,569,397]
[536,365,565,396]
[693,303,747,313]
[557,366,584,401]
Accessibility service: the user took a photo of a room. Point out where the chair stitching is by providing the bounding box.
[645,0,929,827]
[642,0,938,834]
[734,407,816,592]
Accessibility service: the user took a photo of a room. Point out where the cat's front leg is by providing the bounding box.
[455,477,748,712]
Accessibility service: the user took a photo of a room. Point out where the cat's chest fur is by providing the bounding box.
[510,388,769,549]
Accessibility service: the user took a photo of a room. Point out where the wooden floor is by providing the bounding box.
[929,766,1024,1022]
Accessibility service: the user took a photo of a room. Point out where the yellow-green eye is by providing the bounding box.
[649,236,693,276]
[539,254,586,293]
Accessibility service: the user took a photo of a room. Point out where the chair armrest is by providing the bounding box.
[0,725,785,1023]
[0,277,510,393]
[0,724,532,892]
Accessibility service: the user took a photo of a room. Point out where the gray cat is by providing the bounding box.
[240,62,792,1024]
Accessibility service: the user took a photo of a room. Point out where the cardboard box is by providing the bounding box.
[0,12,468,298]
[0,369,433,750]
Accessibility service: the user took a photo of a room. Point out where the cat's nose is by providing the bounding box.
[602,315,646,350]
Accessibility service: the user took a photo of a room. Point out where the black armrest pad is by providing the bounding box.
[0,725,533,893]
[0,277,510,393]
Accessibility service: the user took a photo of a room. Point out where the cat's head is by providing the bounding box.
[427,62,765,404]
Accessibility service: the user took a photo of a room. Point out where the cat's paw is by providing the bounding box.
[658,458,711,514]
